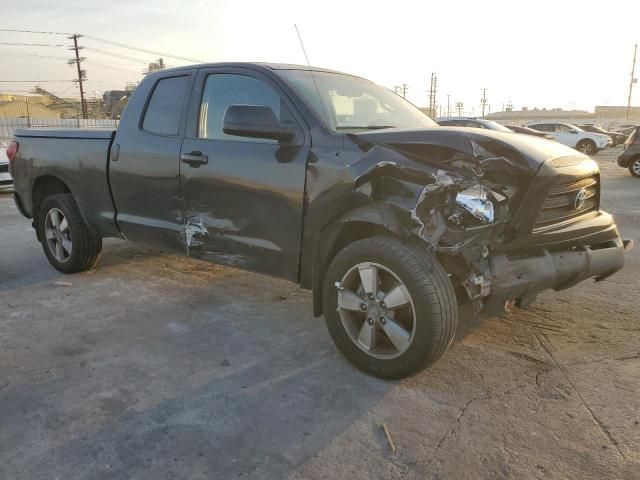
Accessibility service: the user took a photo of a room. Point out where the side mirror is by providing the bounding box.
[223,105,297,141]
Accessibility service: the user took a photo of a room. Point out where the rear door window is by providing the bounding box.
[555,124,573,133]
[142,75,190,136]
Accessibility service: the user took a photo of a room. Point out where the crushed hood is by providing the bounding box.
[355,126,585,184]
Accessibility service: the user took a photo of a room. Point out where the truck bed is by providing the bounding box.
[12,128,120,238]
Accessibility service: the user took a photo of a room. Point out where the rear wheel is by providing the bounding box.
[576,139,597,155]
[38,194,102,273]
[322,237,458,379]
[630,157,640,178]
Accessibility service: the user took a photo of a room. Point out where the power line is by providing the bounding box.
[84,34,205,63]
[0,42,65,47]
[0,80,73,82]
[84,46,154,65]
[0,50,69,61]
[0,28,70,35]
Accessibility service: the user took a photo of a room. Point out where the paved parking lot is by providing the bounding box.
[1,149,638,479]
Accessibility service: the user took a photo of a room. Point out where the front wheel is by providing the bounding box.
[38,193,102,273]
[629,157,640,178]
[322,237,458,379]
[576,139,597,155]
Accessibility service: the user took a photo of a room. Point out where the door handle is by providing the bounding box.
[111,143,120,162]
[180,151,209,167]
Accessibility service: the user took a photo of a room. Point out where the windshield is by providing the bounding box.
[482,120,513,132]
[277,70,438,132]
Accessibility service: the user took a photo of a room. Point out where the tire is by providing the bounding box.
[322,236,458,379]
[576,139,597,155]
[37,193,102,273]
[629,157,640,178]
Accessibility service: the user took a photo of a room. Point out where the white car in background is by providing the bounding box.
[0,146,12,188]
[527,122,609,155]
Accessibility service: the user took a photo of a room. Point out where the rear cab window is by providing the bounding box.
[142,75,190,136]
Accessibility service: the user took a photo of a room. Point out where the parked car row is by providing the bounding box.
[525,123,610,155]
[436,117,630,156]
[578,124,628,146]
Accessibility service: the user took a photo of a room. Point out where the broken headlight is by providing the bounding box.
[455,185,495,223]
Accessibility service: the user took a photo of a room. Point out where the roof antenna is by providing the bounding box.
[294,24,332,129]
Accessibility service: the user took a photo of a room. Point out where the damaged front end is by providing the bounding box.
[341,131,523,313]
[307,127,629,318]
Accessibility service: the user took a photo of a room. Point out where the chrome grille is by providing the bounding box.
[534,175,599,228]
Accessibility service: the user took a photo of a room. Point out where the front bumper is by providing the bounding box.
[0,163,11,185]
[617,153,633,167]
[13,192,29,218]
[484,236,633,312]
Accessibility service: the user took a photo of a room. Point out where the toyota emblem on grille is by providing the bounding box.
[574,188,588,210]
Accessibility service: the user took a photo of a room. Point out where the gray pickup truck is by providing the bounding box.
[8,63,633,378]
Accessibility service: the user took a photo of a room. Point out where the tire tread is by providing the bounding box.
[38,193,102,273]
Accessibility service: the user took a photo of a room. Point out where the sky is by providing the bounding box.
[0,0,638,114]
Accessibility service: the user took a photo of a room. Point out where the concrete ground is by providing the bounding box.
[1,148,638,479]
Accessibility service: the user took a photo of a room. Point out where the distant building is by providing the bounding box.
[594,106,640,119]
[103,90,132,119]
[144,58,165,76]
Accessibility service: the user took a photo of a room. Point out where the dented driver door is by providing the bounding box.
[179,67,310,281]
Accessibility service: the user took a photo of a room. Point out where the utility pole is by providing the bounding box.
[428,73,437,118]
[68,34,87,119]
[480,88,488,118]
[626,44,637,120]
[456,101,463,117]
[393,84,408,98]
[447,94,451,117]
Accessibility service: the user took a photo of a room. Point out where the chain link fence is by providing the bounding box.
[0,117,119,149]
[0,97,120,149]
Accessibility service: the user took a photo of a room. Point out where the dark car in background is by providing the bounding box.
[436,117,513,132]
[506,125,554,140]
[578,124,628,146]
[618,126,640,178]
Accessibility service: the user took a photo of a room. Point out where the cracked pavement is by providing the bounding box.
[1,148,639,479]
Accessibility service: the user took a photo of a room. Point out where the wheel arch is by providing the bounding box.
[310,203,413,317]
[32,175,71,224]
[629,155,640,178]
[576,137,596,149]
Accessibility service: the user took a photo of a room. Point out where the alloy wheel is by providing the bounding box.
[633,159,640,177]
[579,142,595,155]
[45,208,72,262]
[336,262,416,359]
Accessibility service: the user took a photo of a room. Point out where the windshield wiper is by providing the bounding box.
[336,125,396,130]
